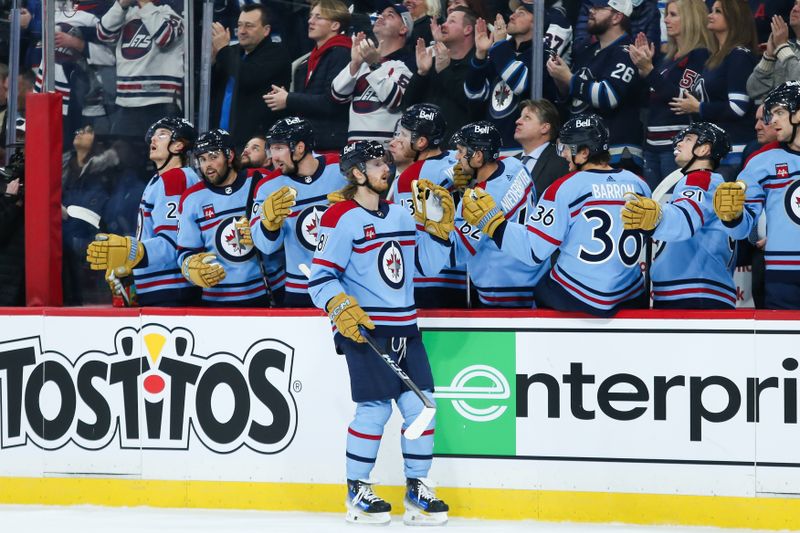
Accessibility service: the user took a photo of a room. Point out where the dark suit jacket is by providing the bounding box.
[516,143,570,198]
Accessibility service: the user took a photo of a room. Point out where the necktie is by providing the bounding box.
[521,155,534,171]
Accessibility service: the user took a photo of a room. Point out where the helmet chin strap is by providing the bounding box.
[155,141,181,173]
[680,145,713,174]
[355,166,384,195]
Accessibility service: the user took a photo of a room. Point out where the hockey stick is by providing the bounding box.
[358,326,436,440]
[242,170,276,306]
[298,263,435,440]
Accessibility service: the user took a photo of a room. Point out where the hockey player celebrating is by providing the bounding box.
[388,104,466,307]
[86,117,200,306]
[713,81,800,309]
[451,121,541,307]
[308,140,453,525]
[176,129,270,307]
[462,114,651,316]
[622,122,738,309]
[245,117,348,307]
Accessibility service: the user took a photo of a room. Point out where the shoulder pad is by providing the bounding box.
[161,168,191,197]
[323,153,341,166]
[684,170,712,191]
[395,161,425,194]
[320,200,359,228]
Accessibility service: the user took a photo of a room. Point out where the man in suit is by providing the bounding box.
[513,98,568,197]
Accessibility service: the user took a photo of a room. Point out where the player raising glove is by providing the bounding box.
[261,185,297,231]
[451,162,471,191]
[713,181,746,222]
[181,253,226,288]
[326,292,375,343]
[462,188,505,238]
[86,233,144,277]
[621,193,662,231]
[412,179,455,240]
[234,216,253,247]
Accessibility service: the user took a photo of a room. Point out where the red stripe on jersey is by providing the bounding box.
[766,260,800,265]
[353,241,383,254]
[743,141,780,168]
[153,225,178,233]
[200,219,223,231]
[504,183,532,219]
[136,277,186,289]
[369,313,418,322]
[349,427,382,440]
[313,258,345,272]
[654,287,736,304]
[551,269,641,306]
[480,294,533,302]
[674,197,704,225]
[764,181,793,189]
[527,225,561,246]
[543,171,579,202]
[413,277,467,285]
[396,160,425,194]
[284,281,308,289]
[457,229,476,255]
[203,285,265,297]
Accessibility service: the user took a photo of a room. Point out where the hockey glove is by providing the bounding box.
[327,189,346,205]
[86,233,144,276]
[181,253,226,288]
[412,179,455,241]
[234,216,253,247]
[452,162,471,191]
[261,185,297,231]
[462,188,505,238]
[326,292,375,343]
[621,193,662,231]
[713,181,746,222]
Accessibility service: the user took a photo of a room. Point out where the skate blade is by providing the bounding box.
[402,504,448,526]
[345,501,391,525]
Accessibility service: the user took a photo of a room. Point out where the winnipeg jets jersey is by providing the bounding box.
[651,170,737,307]
[724,142,800,283]
[134,167,200,306]
[250,155,348,306]
[245,168,286,300]
[453,158,542,307]
[390,151,467,305]
[495,168,650,313]
[97,1,184,107]
[308,200,451,338]
[177,172,268,305]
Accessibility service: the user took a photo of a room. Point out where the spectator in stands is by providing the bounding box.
[447,0,491,19]
[241,135,270,170]
[512,99,569,197]
[19,0,42,70]
[98,0,184,139]
[263,0,351,152]
[403,7,477,141]
[331,2,414,147]
[0,152,24,306]
[669,0,759,178]
[741,0,793,45]
[747,1,800,102]
[548,0,646,171]
[629,0,714,188]
[574,0,660,55]
[210,4,291,150]
[404,0,439,51]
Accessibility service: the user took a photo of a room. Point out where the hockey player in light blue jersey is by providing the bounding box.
[462,113,650,316]
[451,121,541,307]
[622,122,738,309]
[247,117,348,307]
[388,104,466,308]
[176,129,270,307]
[86,117,201,306]
[308,141,452,526]
[713,81,800,309]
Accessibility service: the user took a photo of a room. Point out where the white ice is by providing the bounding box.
[0,505,778,533]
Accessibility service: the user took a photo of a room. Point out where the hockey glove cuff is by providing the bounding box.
[463,188,505,238]
[261,185,297,231]
[621,193,662,231]
[327,292,375,343]
[86,233,144,276]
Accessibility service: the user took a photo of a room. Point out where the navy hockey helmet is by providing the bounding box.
[673,121,731,168]
[456,121,503,162]
[194,129,236,157]
[400,103,447,148]
[145,117,197,151]
[763,81,800,125]
[558,113,609,157]
[267,116,315,152]
[340,140,392,176]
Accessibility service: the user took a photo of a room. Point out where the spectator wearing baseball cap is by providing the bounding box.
[574,0,661,58]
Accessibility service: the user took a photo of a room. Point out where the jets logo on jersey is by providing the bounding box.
[363,224,376,241]
[491,80,514,116]
[785,181,800,225]
[121,20,153,60]
[295,205,328,251]
[776,163,790,179]
[203,204,216,220]
[55,23,82,63]
[570,67,593,113]
[378,240,404,289]
[215,216,256,262]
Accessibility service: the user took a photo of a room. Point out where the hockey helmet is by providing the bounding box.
[558,113,609,157]
[400,103,447,148]
[340,140,392,176]
[267,116,315,152]
[672,121,731,167]
[144,117,197,151]
[455,121,503,162]
[762,81,800,125]
[194,129,236,157]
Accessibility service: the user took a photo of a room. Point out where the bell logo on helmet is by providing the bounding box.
[343,144,356,154]
[285,117,302,125]
[418,110,435,121]
[474,124,491,135]
[575,118,593,128]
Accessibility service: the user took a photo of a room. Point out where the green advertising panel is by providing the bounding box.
[423,330,516,456]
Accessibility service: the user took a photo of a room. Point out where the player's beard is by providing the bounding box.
[277,158,297,176]
[204,162,230,186]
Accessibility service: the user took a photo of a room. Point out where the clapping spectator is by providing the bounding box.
[742,0,793,45]
[447,0,491,19]
[747,2,800,102]
[210,5,291,150]
[670,0,759,177]
[263,0,351,152]
[574,0,661,56]
[404,0,440,53]
[629,0,714,188]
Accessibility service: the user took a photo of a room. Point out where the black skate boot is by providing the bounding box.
[345,479,392,525]
[403,478,449,526]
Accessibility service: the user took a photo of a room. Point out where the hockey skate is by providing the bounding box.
[403,478,449,526]
[345,479,392,525]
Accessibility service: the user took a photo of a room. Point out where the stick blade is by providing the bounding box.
[403,406,436,440]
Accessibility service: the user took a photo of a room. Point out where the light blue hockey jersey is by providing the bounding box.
[134,166,201,306]
[651,170,737,307]
[246,167,286,299]
[177,172,268,305]
[249,155,348,306]
[453,157,541,307]
[724,142,800,282]
[308,199,451,337]
[495,167,650,312]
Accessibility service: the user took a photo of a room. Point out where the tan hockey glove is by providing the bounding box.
[326,292,375,343]
[412,179,455,240]
[713,181,746,222]
[621,193,662,231]
[462,188,505,238]
[86,233,144,277]
[261,185,297,231]
[181,253,226,288]
[451,162,471,191]
[234,216,253,247]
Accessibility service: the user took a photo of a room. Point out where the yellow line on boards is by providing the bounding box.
[1,477,799,530]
